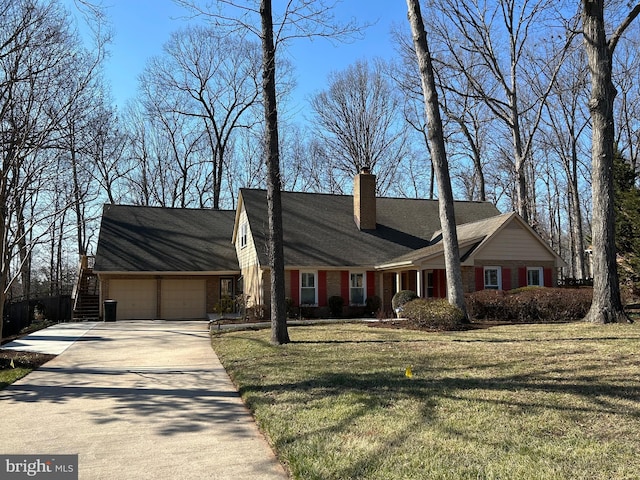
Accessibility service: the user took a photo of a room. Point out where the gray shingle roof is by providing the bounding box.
[381,213,514,266]
[94,204,239,272]
[240,189,501,267]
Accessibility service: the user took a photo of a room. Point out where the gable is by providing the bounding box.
[234,200,260,269]
[473,220,556,262]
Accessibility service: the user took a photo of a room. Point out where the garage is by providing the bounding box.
[160,279,206,320]
[108,279,157,320]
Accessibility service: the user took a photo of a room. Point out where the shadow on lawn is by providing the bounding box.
[239,367,640,477]
[240,371,640,478]
[241,369,640,416]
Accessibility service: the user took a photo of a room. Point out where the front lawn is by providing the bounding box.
[212,322,640,480]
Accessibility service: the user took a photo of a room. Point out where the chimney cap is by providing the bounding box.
[360,166,371,174]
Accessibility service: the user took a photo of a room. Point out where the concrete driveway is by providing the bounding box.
[0,321,288,480]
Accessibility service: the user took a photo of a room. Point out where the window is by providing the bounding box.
[239,222,248,248]
[527,267,544,287]
[426,271,434,298]
[220,278,234,297]
[350,272,365,305]
[484,267,502,290]
[300,272,317,305]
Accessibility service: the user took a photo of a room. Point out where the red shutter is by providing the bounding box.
[366,271,375,299]
[475,267,484,291]
[290,270,299,306]
[341,271,349,302]
[318,270,327,306]
[518,267,527,288]
[502,268,511,291]
[543,268,553,287]
[436,269,447,298]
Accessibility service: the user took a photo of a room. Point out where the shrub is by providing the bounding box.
[328,295,344,317]
[247,304,268,321]
[365,295,381,316]
[392,290,418,313]
[285,297,296,318]
[402,298,465,330]
[466,288,592,322]
[215,295,234,315]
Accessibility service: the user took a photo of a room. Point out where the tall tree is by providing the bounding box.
[259,0,289,344]
[406,0,467,320]
[0,0,105,337]
[175,0,361,344]
[392,29,494,202]
[581,0,640,323]
[541,48,591,279]
[425,0,575,223]
[140,26,262,209]
[310,59,408,194]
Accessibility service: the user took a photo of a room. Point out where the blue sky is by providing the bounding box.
[68,1,409,112]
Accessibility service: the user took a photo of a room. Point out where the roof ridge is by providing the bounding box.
[241,188,499,205]
[104,203,236,213]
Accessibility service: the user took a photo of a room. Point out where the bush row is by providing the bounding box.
[248,288,593,324]
[465,287,592,323]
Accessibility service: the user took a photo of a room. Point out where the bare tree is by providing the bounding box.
[407,0,467,320]
[175,0,362,345]
[0,0,101,337]
[392,29,495,202]
[613,36,640,175]
[426,0,576,223]
[581,0,640,323]
[140,26,262,209]
[309,59,408,194]
[84,101,131,205]
[540,48,591,279]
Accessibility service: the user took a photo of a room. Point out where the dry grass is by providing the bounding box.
[212,322,640,480]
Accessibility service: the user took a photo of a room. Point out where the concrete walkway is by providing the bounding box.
[0,321,288,480]
[2,322,97,354]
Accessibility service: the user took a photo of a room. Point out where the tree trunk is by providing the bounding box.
[568,158,586,279]
[261,0,290,344]
[407,0,467,320]
[581,0,637,323]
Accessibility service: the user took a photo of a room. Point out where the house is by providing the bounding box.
[93,205,239,320]
[93,170,565,320]
[232,169,565,316]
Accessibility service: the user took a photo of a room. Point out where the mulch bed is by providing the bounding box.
[1,321,57,371]
[0,350,55,370]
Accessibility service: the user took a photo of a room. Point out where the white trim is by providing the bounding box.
[300,271,318,306]
[349,271,366,306]
[527,267,544,286]
[484,266,502,290]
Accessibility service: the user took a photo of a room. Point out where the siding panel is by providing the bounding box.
[476,225,555,262]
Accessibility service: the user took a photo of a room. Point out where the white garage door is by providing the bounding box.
[160,279,206,320]
[109,279,157,320]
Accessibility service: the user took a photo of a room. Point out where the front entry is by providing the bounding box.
[220,277,235,313]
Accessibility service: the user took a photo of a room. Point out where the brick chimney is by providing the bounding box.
[353,167,376,230]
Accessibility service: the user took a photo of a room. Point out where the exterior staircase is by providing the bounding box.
[72,256,100,321]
